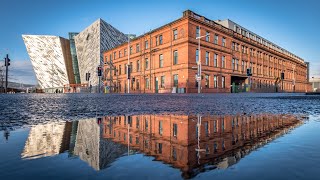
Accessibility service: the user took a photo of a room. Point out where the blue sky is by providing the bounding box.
[0,0,319,84]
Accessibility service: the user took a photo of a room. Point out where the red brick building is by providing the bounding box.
[103,10,310,93]
[102,114,302,178]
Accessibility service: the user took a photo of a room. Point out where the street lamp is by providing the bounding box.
[195,27,209,94]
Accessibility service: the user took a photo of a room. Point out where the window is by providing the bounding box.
[222,37,226,47]
[158,143,162,154]
[232,42,235,50]
[173,123,178,137]
[159,121,163,135]
[119,65,122,75]
[159,54,163,68]
[214,75,218,88]
[221,56,225,68]
[196,26,200,38]
[205,121,209,137]
[172,147,177,160]
[125,64,127,74]
[196,49,199,63]
[113,52,116,59]
[214,34,218,44]
[136,79,140,90]
[242,61,244,72]
[145,40,148,49]
[145,118,148,130]
[130,46,133,55]
[205,51,209,65]
[222,76,225,88]
[232,59,235,70]
[155,36,158,46]
[145,58,149,70]
[161,76,165,88]
[214,120,217,133]
[136,117,140,128]
[205,75,209,88]
[173,50,178,65]
[173,74,178,87]
[206,31,210,42]
[214,54,218,67]
[124,49,127,56]
[159,35,163,45]
[236,59,239,70]
[136,44,140,52]
[173,29,178,40]
[118,51,121,58]
[145,78,150,89]
[137,60,140,72]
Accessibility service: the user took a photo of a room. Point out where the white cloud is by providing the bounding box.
[7,60,37,85]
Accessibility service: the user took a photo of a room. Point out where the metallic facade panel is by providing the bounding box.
[22,35,74,89]
[75,19,128,87]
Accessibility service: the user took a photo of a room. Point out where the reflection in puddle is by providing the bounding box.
[21,114,303,178]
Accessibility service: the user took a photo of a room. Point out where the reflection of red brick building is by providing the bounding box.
[103,10,310,93]
[102,114,302,178]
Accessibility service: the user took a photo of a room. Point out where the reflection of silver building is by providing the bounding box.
[74,19,128,90]
[21,122,72,159]
[22,35,75,92]
[73,119,126,170]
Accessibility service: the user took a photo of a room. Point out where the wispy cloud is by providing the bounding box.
[7,60,37,85]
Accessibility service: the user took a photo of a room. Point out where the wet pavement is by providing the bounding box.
[0,93,320,179]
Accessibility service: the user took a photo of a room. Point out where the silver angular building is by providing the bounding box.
[74,19,128,91]
[22,35,75,92]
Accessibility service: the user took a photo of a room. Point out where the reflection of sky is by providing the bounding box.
[0,114,319,180]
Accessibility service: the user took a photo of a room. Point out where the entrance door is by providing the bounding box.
[155,77,159,93]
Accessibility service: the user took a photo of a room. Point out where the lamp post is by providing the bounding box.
[195,27,209,94]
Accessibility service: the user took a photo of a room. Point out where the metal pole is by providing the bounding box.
[5,54,8,94]
[198,27,201,94]
[127,34,130,94]
[98,76,100,93]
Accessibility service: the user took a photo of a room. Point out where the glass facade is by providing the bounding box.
[69,32,81,84]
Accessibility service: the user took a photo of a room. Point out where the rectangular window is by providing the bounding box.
[145,40,148,49]
[222,37,226,47]
[205,51,209,65]
[214,75,218,88]
[137,60,140,72]
[205,75,209,88]
[232,42,235,50]
[222,76,225,88]
[205,121,209,137]
[242,61,244,72]
[118,51,121,58]
[196,26,200,38]
[159,54,163,68]
[130,46,133,55]
[173,74,178,87]
[145,78,150,89]
[214,34,218,44]
[145,118,148,130]
[136,79,140,90]
[159,35,163,45]
[160,76,165,88]
[214,120,217,132]
[173,29,178,40]
[221,56,225,68]
[125,64,127,74]
[136,44,140,52]
[119,65,122,75]
[124,49,127,56]
[136,117,140,128]
[159,121,163,135]
[173,123,178,137]
[145,58,149,70]
[113,52,116,59]
[158,143,162,154]
[214,54,218,67]
[206,31,210,42]
[173,50,178,65]
[232,59,235,70]
[236,59,239,71]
